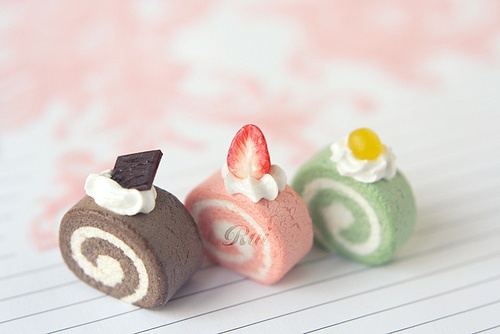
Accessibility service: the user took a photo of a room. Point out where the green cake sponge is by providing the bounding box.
[292,129,416,265]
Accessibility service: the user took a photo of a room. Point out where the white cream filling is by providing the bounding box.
[191,199,271,280]
[330,137,396,183]
[70,226,149,304]
[302,178,381,256]
[212,220,254,263]
[84,169,157,215]
[221,163,287,203]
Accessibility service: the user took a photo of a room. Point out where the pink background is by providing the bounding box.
[1,1,500,332]
[1,0,499,260]
[0,0,500,249]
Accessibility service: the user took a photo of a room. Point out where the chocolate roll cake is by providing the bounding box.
[59,150,204,308]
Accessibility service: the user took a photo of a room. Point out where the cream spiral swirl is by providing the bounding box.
[301,178,382,256]
[69,226,149,304]
[190,199,272,281]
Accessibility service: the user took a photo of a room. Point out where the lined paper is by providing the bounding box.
[1,110,499,333]
[2,1,500,332]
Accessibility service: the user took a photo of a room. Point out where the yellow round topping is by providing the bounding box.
[348,128,384,160]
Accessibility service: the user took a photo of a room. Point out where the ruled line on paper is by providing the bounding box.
[400,229,500,265]
[415,183,500,209]
[416,187,499,219]
[413,161,500,194]
[0,295,106,325]
[45,277,249,334]
[8,214,500,333]
[39,254,336,333]
[0,111,498,334]
[219,255,500,333]
[135,253,500,333]
[171,278,247,302]
[387,300,500,334]
[410,169,500,206]
[303,277,500,334]
[0,280,79,303]
[0,252,333,327]
[402,149,500,191]
[0,267,236,324]
[474,324,500,334]
[45,308,143,334]
[0,249,329,302]
[0,257,214,305]
[222,273,500,333]
[417,183,500,216]
[0,262,64,280]
[0,262,219,302]
[131,235,500,333]
[5,262,369,333]
[414,205,499,237]
[1,202,497,333]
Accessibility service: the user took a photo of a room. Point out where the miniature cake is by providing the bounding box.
[185,124,313,285]
[292,128,416,265]
[59,150,204,308]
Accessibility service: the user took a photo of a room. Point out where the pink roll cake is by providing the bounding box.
[185,124,313,285]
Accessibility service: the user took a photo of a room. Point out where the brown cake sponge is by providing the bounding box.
[59,187,204,309]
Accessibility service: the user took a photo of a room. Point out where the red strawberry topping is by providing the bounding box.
[227,124,271,179]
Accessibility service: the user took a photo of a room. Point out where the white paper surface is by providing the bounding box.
[1,111,499,333]
[1,1,500,332]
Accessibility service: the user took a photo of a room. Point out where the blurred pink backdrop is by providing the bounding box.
[1,0,499,250]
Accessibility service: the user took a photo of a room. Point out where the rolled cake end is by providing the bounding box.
[293,140,416,265]
[186,171,313,284]
[60,188,204,308]
[60,150,204,308]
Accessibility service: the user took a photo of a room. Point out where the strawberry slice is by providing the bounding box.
[227,124,271,179]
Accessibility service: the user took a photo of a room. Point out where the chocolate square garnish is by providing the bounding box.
[111,150,163,191]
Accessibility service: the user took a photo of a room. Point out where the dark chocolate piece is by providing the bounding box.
[111,150,163,191]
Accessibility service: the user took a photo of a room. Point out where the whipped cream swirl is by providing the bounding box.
[84,169,157,215]
[222,163,287,203]
[330,137,396,183]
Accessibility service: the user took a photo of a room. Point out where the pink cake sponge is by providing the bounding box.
[185,124,313,285]
[186,172,313,285]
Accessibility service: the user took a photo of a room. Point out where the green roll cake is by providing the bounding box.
[292,128,416,265]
